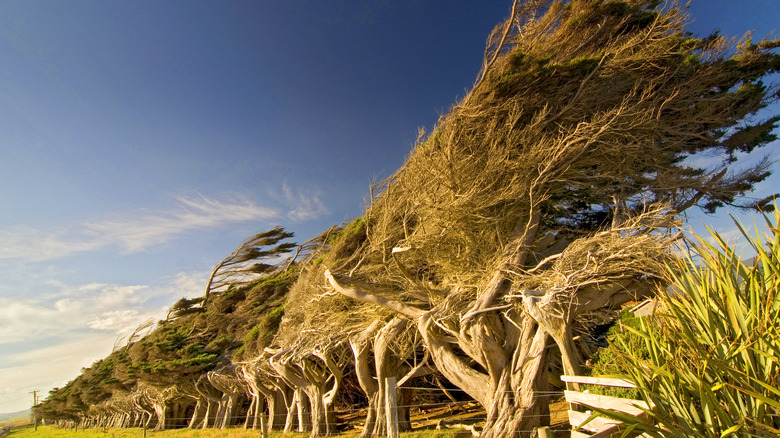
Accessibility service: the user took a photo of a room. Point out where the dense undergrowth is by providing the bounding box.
[588,209,780,437]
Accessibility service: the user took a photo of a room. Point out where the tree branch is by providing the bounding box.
[324,269,424,319]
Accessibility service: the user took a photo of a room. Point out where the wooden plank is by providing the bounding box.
[565,390,648,416]
[568,410,621,432]
[588,424,623,438]
[561,375,637,388]
[571,430,592,438]
[585,421,655,438]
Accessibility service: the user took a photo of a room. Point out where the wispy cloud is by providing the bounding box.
[87,194,280,253]
[0,284,146,345]
[282,183,328,221]
[167,271,208,299]
[87,309,150,332]
[0,227,104,262]
[0,194,279,261]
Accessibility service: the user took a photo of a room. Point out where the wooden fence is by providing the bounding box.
[561,375,652,438]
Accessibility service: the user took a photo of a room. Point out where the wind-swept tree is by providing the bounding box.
[314,0,780,436]
[204,226,296,299]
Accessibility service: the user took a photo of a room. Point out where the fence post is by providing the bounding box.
[260,409,268,438]
[385,376,399,438]
[537,426,552,438]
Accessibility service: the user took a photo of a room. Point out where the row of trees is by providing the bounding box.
[36,1,779,437]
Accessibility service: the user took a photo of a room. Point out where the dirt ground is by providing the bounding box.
[336,399,571,435]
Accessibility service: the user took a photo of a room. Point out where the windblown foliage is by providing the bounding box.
[204,226,296,299]
[282,1,779,435]
[609,207,780,437]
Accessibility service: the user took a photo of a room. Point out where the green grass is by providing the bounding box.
[586,309,643,399]
[9,425,465,438]
[8,425,305,437]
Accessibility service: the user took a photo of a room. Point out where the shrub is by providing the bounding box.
[610,207,780,437]
[587,309,644,399]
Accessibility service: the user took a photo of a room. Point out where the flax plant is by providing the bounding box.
[611,206,780,437]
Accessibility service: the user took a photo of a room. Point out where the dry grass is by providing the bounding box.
[0,417,30,429]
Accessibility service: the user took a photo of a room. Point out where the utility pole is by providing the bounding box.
[29,390,39,431]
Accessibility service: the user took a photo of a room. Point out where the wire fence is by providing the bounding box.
[71,386,568,420]
[50,379,780,438]
[58,425,576,437]
[69,402,568,425]
[53,396,575,436]
[49,382,576,438]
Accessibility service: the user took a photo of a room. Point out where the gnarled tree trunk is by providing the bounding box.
[195,375,223,428]
[351,317,419,437]
[207,366,246,429]
[270,349,344,437]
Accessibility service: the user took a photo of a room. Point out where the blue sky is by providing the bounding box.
[0,1,778,413]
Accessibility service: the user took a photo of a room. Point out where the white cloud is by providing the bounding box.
[87,194,279,253]
[166,271,208,299]
[0,285,145,345]
[0,184,324,413]
[0,194,279,261]
[0,334,117,413]
[282,183,328,221]
[0,270,211,412]
[87,309,148,332]
[0,271,206,346]
[0,226,103,262]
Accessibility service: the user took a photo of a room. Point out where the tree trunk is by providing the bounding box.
[271,350,343,437]
[306,383,331,436]
[202,400,216,428]
[350,322,380,438]
[373,318,413,437]
[206,367,245,429]
[295,389,311,432]
[188,397,207,428]
[351,317,416,437]
[152,402,166,431]
[255,379,287,431]
[218,392,243,428]
[270,387,287,430]
[243,394,257,429]
[143,411,155,430]
[326,270,564,437]
[195,377,223,429]
[282,388,299,433]
[481,319,551,438]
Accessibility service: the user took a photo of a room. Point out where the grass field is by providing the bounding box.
[0,413,31,429]
[7,425,468,438]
